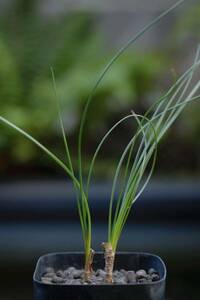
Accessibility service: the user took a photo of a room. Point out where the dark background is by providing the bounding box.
[0,0,200,299]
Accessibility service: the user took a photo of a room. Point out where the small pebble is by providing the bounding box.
[96,269,106,278]
[52,275,65,284]
[138,278,147,284]
[151,274,160,282]
[126,271,136,283]
[136,270,147,279]
[73,270,83,279]
[114,278,127,285]
[43,272,55,278]
[41,277,52,284]
[68,267,76,273]
[120,269,127,276]
[95,277,104,284]
[56,270,65,278]
[63,270,70,278]
[145,275,152,281]
[113,271,124,278]
[148,268,158,275]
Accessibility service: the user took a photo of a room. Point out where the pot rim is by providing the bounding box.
[33,251,166,286]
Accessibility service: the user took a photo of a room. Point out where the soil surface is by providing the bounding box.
[41,267,160,285]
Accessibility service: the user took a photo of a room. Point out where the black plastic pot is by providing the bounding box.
[33,252,166,300]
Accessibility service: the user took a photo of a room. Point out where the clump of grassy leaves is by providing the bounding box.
[1,0,200,283]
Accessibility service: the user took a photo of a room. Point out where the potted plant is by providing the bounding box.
[0,0,199,299]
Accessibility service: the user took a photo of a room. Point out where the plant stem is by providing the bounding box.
[102,242,115,283]
[84,248,95,282]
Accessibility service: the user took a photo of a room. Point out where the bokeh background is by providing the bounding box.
[0,0,200,299]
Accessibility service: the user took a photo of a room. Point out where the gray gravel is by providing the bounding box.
[41,267,160,285]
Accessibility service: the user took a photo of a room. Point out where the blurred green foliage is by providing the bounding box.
[171,2,200,147]
[0,0,164,171]
[173,2,200,41]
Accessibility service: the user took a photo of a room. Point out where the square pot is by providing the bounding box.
[33,252,166,300]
